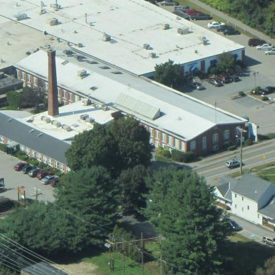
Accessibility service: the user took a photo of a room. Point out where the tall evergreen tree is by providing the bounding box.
[146,168,229,274]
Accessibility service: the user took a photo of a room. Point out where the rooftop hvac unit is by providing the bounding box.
[82,98,91,106]
[143,43,150,50]
[49,18,59,26]
[80,114,89,120]
[149,52,157,58]
[102,33,111,42]
[177,28,189,35]
[45,117,51,123]
[52,120,61,127]
[103,105,109,111]
[78,69,88,78]
[89,118,95,124]
[62,124,72,132]
[15,13,28,21]
[163,23,170,30]
[201,36,208,45]
[85,116,91,122]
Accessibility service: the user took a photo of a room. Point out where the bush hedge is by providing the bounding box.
[171,150,195,163]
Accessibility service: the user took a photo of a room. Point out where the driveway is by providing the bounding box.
[0,151,55,202]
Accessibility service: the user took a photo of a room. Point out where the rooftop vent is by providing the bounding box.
[62,124,72,132]
[143,43,151,50]
[90,86,98,91]
[82,98,92,106]
[177,28,190,35]
[15,13,28,21]
[49,18,59,26]
[80,114,89,120]
[103,33,111,42]
[149,52,157,58]
[52,120,61,127]
[88,118,95,123]
[201,36,208,45]
[163,24,170,30]
[78,69,88,78]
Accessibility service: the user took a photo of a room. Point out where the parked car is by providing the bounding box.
[256,43,272,51]
[225,159,241,169]
[264,86,275,93]
[232,75,241,82]
[228,219,242,231]
[208,78,223,87]
[248,38,266,47]
[222,26,240,35]
[41,175,57,185]
[264,48,275,55]
[262,236,275,247]
[50,176,59,187]
[192,81,205,90]
[36,170,49,180]
[217,74,232,84]
[28,167,40,177]
[207,21,225,30]
[22,164,33,174]
[14,162,27,171]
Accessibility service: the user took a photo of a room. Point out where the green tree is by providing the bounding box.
[155,60,185,88]
[6,91,22,109]
[256,256,275,275]
[66,117,152,175]
[55,167,119,247]
[0,202,81,256]
[117,165,149,214]
[65,124,118,172]
[20,87,45,108]
[146,168,229,274]
[109,117,152,172]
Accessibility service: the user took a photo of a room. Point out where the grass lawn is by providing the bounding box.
[228,233,250,243]
[84,251,157,275]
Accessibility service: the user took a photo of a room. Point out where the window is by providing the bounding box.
[242,196,244,201]
[223,129,230,141]
[247,205,249,210]
[235,194,237,198]
[210,59,217,67]
[190,140,196,151]
[212,133,219,144]
[202,136,207,151]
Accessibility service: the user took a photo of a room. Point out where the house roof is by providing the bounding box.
[215,176,237,202]
[21,262,67,275]
[0,111,70,165]
[231,174,273,202]
[259,196,275,220]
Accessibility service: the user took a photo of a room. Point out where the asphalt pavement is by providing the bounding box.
[0,151,55,202]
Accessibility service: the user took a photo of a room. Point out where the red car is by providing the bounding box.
[14,162,27,171]
[36,170,49,180]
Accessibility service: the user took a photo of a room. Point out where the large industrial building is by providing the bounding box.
[0,0,245,76]
[0,0,250,170]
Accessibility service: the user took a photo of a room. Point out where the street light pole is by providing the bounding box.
[240,129,243,175]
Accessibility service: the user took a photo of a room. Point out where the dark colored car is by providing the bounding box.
[14,162,27,171]
[208,78,223,87]
[50,177,59,187]
[22,164,33,174]
[28,167,40,177]
[36,170,49,180]
[192,81,205,90]
[248,38,266,47]
[228,220,242,231]
[217,74,232,84]
[222,26,240,35]
[232,75,241,82]
[264,86,275,93]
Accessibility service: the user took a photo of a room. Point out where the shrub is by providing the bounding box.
[0,144,7,152]
[227,145,237,151]
[171,150,195,163]
[238,91,246,97]
[156,147,171,159]
[14,150,29,161]
[262,96,269,101]
[267,133,275,139]
[244,139,253,146]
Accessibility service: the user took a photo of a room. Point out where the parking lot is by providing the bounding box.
[186,19,275,135]
[0,151,55,202]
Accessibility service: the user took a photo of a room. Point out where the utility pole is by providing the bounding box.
[236,126,247,175]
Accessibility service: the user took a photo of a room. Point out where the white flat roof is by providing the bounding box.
[20,101,114,141]
[16,50,246,141]
[0,0,244,75]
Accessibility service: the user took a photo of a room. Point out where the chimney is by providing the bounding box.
[47,49,59,116]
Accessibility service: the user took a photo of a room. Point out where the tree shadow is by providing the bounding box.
[222,240,275,275]
[150,160,191,171]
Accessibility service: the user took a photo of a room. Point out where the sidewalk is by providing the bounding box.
[190,0,275,45]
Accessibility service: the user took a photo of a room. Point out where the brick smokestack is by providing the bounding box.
[47,49,59,116]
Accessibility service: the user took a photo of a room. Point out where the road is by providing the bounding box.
[191,139,275,184]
